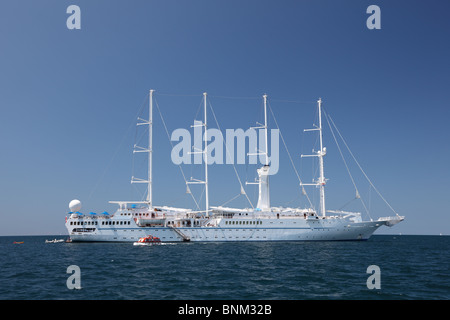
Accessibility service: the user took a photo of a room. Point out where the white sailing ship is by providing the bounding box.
[65,90,404,242]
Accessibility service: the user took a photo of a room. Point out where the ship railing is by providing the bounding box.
[67,214,112,220]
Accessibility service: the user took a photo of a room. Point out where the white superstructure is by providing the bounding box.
[65,91,404,242]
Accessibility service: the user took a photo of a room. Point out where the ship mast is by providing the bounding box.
[317,98,326,217]
[263,94,269,166]
[247,94,270,210]
[203,92,209,217]
[131,89,154,209]
[148,89,153,207]
[302,98,327,217]
[187,92,209,217]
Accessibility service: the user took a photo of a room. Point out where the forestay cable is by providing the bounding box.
[327,112,399,217]
[323,109,371,220]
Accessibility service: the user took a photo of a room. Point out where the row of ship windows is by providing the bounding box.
[109,235,344,240]
[224,220,262,225]
[70,221,132,226]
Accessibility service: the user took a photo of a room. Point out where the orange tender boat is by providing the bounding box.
[133,235,161,246]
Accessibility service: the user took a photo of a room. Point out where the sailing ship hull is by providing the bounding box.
[66,216,389,242]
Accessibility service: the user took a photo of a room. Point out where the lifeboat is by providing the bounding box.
[133,235,161,246]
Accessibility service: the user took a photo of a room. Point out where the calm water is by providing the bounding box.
[0,235,448,300]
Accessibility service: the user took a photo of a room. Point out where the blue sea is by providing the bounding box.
[0,235,448,300]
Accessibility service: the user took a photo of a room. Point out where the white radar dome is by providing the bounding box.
[69,199,82,212]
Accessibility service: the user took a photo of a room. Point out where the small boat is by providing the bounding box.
[133,235,161,246]
[13,241,24,244]
[65,238,72,243]
[45,239,65,243]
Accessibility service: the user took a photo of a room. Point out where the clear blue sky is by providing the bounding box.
[0,0,449,235]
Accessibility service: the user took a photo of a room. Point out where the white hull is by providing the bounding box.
[66,213,398,243]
